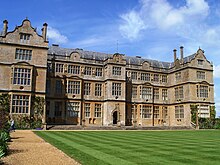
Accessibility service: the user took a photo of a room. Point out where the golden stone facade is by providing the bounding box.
[0,19,215,128]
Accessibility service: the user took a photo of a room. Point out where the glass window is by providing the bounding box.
[68,65,80,74]
[95,83,102,96]
[84,83,91,95]
[132,86,137,98]
[197,85,208,98]
[12,68,31,85]
[56,63,64,73]
[162,75,167,83]
[175,72,181,81]
[11,95,29,114]
[67,102,80,117]
[175,86,184,100]
[85,103,90,118]
[85,67,92,75]
[131,72,137,80]
[154,88,159,100]
[175,105,184,118]
[154,106,160,118]
[68,81,80,94]
[141,73,150,81]
[20,33,30,44]
[153,74,159,82]
[197,71,205,79]
[94,104,101,118]
[141,86,152,99]
[198,59,203,65]
[142,105,152,119]
[15,49,32,60]
[112,83,121,96]
[162,89,168,101]
[95,68,103,76]
[112,66,121,75]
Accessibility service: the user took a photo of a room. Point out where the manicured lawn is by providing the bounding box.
[35,130,220,165]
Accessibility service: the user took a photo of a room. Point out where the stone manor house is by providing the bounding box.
[0,19,215,127]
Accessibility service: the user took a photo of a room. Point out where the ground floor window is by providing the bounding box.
[154,106,159,119]
[85,103,90,118]
[142,105,152,119]
[175,105,184,118]
[11,95,29,113]
[67,102,80,117]
[94,104,101,118]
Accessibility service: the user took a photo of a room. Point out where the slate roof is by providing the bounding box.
[48,45,196,69]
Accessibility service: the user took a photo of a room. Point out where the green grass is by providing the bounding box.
[35,130,220,165]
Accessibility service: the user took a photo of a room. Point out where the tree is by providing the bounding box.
[190,104,198,124]
[32,96,45,128]
[0,94,10,130]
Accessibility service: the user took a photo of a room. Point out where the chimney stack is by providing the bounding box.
[2,20,8,36]
[42,23,48,41]
[173,49,177,62]
[180,46,184,61]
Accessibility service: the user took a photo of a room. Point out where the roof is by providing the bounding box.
[48,45,197,69]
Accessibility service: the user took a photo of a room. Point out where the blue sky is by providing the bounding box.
[0,0,220,116]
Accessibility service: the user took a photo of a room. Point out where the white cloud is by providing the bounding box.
[214,65,220,78]
[119,11,146,40]
[47,26,68,44]
[119,0,209,40]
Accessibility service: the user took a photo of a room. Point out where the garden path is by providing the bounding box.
[1,130,80,165]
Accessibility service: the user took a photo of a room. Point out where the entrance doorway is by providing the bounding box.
[113,111,118,124]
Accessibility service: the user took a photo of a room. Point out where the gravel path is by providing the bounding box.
[1,130,81,165]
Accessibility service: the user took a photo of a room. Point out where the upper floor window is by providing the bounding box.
[153,74,159,82]
[175,105,184,118]
[197,71,205,79]
[162,75,167,83]
[141,86,152,99]
[68,65,80,74]
[198,59,204,65]
[20,33,30,44]
[84,83,91,95]
[197,85,208,98]
[112,66,121,76]
[11,95,29,114]
[141,73,150,81]
[95,83,102,96]
[175,72,181,81]
[162,89,168,101]
[175,86,184,100]
[15,49,32,60]
[95,68,103,77]
[68,81,80,94]
[131,72,137,80]
[112,83,122,96]
[12,68,31,85]
[46,80,51,94]
[154,88,159,100]
[56,63,64,73]
[85,67,92,75]
[132,86,137,98]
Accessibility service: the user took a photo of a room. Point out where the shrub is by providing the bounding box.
[0,130,10,158]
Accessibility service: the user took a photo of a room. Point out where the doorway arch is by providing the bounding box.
[113,111,118,124]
